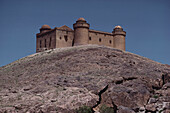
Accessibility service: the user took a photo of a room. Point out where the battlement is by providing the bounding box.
[36,18,126,53]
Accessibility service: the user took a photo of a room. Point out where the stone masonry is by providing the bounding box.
[36,18,126,52]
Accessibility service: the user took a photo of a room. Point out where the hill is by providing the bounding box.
[0,45,170,113]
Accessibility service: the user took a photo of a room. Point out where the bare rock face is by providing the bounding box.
[0,45,170,113]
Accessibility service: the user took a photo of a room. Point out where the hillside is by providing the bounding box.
[0,45,170,113]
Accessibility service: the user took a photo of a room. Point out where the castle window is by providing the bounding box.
[109,40,112,44]
[45,39,46,48]
[89,37,91,40]
[99,38,101,42]
[60,37,62,40]
[64,35,68,42]
[49,37,51,47]
[40,40,42,48]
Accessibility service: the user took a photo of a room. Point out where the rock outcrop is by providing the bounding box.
[0,45,169,113]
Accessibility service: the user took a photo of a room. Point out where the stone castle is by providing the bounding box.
[36,18,126,53]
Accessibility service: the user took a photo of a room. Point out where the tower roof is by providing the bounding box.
[77,17,86,21]
[41,24,51,29]
[115,25,122,29]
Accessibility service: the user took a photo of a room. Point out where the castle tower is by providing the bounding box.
[39,24,51,33]
[112,26,126,51]
[73,18,90,46]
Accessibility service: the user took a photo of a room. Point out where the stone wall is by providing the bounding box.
[114,35,125,51]
[56,29,74,48]
[36,18,126,53]
[88,30,114,48]
[36,30,56,52]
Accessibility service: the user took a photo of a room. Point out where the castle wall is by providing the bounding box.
[114,35,125,50]
[56,29,74,48]
[73,19,90,46]
[36,30,56,52]
[88,30,114,48]
[36,18,126,53]
[74,28,89,46]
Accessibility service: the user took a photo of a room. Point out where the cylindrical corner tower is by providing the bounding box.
[73,18,90,46]
[112,26,126,51]
[40,25,51,33]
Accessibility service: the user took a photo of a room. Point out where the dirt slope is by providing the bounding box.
[0,45,170,113]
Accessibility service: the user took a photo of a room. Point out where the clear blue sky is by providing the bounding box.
[0,0,170,67]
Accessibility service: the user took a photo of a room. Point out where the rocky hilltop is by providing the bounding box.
[0,45,170,113]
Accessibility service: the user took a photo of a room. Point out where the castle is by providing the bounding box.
[36,18,126,53]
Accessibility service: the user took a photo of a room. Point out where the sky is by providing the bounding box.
[0,0,170,67]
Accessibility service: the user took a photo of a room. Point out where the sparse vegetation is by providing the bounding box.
[76,106,92,113]
[99,104,115,113]
[159,109,164,113]
[0,45,170,112]
[153,95,159,99]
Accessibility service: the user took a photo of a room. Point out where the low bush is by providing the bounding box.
[76,106,93,113]
[99,104,115,113]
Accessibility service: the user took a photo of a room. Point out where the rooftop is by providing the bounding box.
[77,17,85,21]
[41,24,51,29]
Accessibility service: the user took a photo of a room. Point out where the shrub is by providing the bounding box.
[159,109,163,113]
[99,104,115,113]
[76,106,93,113]
[153,95,159,99]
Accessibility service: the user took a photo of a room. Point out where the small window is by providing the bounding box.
[89,37,91,40]
[64,35,68,42]
[66,31,68,34]
[45,39,46,48]
[40,40,42,48]
[49,37,51,47]
[99,38,101,42]
[60,37,62,39]
[109,40,112,44]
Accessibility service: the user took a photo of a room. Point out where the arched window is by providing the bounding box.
[99,38,101,42]
[49,37,51,47]
[64,35,68,42]
[40,40,42,48]
[45,39,46,48]
[89,37,91,40]
[109,40,112,44]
